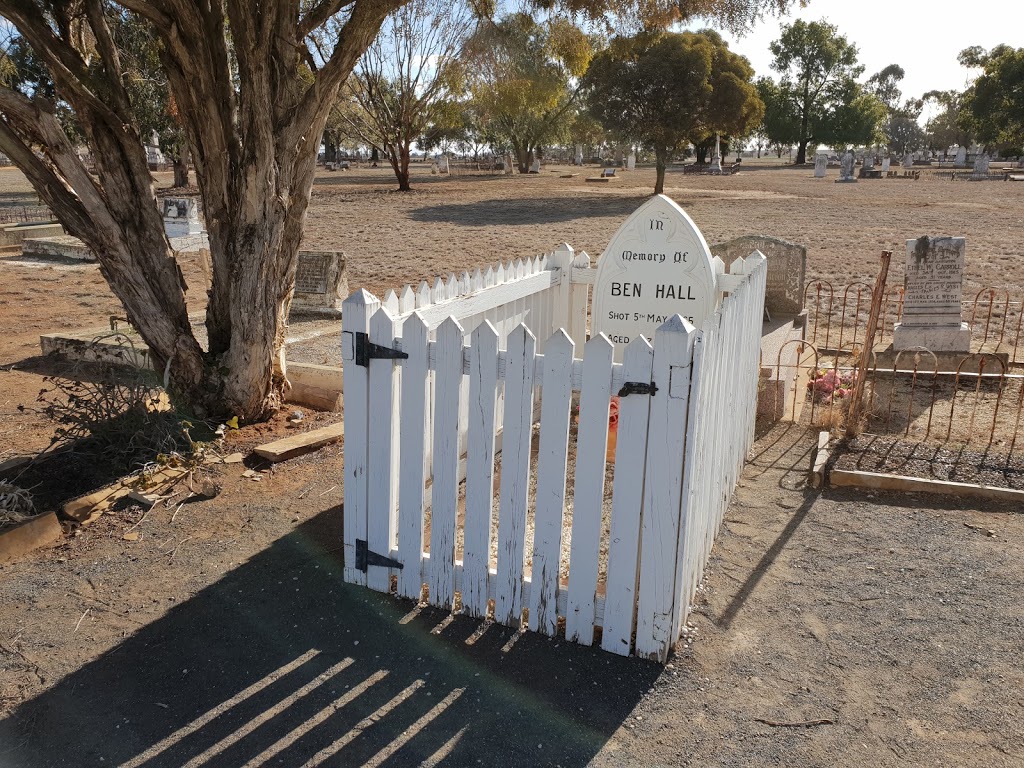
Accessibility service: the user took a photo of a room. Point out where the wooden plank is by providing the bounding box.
[0,512,62,564]
[253,422,345,463]
[566,334,614,646]
[341,289,378,586]
[635,316,696,661]
[63,466,190,522]
[397,314,430,600]
[829,469,1024,503]
[528,330,574,636]
[495,324,537,626]
[366,307,400,593]
[601,336,654,655]
[428,317,464,609]
[463,322,500,618]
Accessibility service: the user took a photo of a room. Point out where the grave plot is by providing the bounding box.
[342,195,769,660]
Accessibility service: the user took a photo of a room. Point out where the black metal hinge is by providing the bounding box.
[618,381,658,398]
[355,539,405,572]
[348,331,408,368]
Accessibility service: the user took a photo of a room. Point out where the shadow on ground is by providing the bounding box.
[409,195,649,227]
[0,505,660,767]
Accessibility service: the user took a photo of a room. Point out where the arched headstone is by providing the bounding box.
[592,195,718,347]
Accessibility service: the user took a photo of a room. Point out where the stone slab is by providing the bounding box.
[22,235,95,262]
[893,321,971,353]
[1,222,64,247]
[711,235,806,316]
[292,250,348,310]
[830,469,1024,504]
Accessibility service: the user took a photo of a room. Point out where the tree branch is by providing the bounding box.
[299,0,355,38]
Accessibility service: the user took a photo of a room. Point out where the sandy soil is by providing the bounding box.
[2,163,1024,766]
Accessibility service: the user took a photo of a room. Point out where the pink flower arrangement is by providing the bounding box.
[807,368,857,404]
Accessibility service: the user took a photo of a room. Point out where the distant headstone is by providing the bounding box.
[954,146,967,167]
[881,157,891,173]
[530,158,541,173]
[575,145,584,165]
[814,154,828,178]
[710,134,722,173]
[437,156,450,174]
[862,152,875,171]
[973,153,990,176]
[903,153,914,169]
[893,236,971,352]
[592,195,718,349]
[162,198,202,237]
[292,250,348,312]
[837,150,857,182]
[710,235,806,317]
[626,152,636,171]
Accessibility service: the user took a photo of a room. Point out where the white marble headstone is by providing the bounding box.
[814,154,827,177]
[592,195,718,348]
[893,236,971,352]
[881,157,891,173]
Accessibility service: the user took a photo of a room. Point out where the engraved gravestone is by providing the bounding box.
[592,195,718,349]
[893,236,971,352]
[710,235,806,317]
[814,154,827,177]
[162,198,202,237]
[292,250,348,312]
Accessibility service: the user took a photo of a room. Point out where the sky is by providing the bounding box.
[687,0,1022,120]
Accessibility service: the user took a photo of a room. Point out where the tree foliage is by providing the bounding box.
[584,29,761,193]
[960,44,1024,153]
[923,89,973,152]
[464,13,593,172]
[768,19,882,163]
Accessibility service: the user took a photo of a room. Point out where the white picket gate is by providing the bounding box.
[341,249,766,661]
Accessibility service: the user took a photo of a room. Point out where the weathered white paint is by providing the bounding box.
[367,306,400,593]
[397,313,429,600]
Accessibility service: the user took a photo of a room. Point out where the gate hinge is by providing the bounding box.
[355,539,405,573]
[618,380,658,397]
[343,331,409,368]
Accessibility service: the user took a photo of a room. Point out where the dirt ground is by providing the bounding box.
[2,163,1024,766]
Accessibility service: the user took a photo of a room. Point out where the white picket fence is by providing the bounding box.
[341,248,767,661]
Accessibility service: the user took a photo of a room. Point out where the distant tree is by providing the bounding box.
[584,30,762,193]
[923,89,973,152]
[755,76,800,156]
[769,20,880,163]
[339,0,476,190]
[866,64,905,113]
[960,44,1024,155]
[465,13,592,173]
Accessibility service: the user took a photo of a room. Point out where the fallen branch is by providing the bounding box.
[755,717,834,728]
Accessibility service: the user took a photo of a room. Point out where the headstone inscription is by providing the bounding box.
[893,236,971,352]
[292,250,349,312]
[162,198,202,237]
[592,195,718,350]
[814,154,828,178]
[710,235,806,317]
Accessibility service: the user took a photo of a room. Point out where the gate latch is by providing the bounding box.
[618,381,658,398]
[343,331,409,368]
[355,539,405,572]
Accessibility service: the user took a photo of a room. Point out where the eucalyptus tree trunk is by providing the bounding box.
[0,0,404,421]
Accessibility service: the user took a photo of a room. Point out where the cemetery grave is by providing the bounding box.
[2,161,1024,766]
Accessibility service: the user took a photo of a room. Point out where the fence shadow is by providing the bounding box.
[0,505,660,768]
[409,194,649,227]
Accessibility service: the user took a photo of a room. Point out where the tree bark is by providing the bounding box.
[0,0,405,422]
[796,139,809,165]
[654,147,667,194]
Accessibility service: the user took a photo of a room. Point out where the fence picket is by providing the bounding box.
[399,285,416,314]
[464,322,500,618]
[340,290,379,586]
[429,318,464,609]
[397,313,429,600]
[495,324,537,626]
[416,281,432,309]
[528,330,574,635]
[601,336,654,655]
[566,334,614,645]
[635,317,696,661]
[367,307,401,593]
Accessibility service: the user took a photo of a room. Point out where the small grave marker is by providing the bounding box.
[592,195,717,348]
[814,154,827,178]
